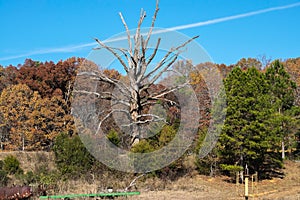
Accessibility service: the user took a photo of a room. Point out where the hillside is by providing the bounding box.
[131,160,300,199]
[0,151,299,199]
[0,151,56,173]
[0,58,299,199]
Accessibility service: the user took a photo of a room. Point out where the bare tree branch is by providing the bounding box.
[96,109,130,134]
[82,2,199,147]
[142,35,199,85]
[141,97,178,107]
[94,46,134,71]
[121,114,166,127]
[94,38,129,73]
[144,0,160,48]
[132,9,146,76]
[148,53,179,86]
[145,38,161,67]
[79,71,132,99]
[119,12,133,56]
[73,90,130,111]
[152,82,189,99]
[140,82,189,107]
[125,174,146,191]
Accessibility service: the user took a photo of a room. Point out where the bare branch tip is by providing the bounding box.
[118,12,122,16]
[156,0,160,9]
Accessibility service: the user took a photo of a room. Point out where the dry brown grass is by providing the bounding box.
[129,160,300,200]
[0,152,299,199]
[0,151,56,173]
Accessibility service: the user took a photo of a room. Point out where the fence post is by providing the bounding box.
[245,175,249,200]
[236,171,240,197]
[255,172,258,199]
[244,164,249,200]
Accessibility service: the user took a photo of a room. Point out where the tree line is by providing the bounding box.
[0,57,299,180]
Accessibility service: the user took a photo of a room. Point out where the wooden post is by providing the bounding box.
[244,164,249,200]
[236,171,240,197]
[251,174,254,199]
[240,171,244,184]
[245,175,249,200]
[255,172,258,199]
[282,141,285,159]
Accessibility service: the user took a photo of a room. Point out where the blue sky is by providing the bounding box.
[0,0,299,67]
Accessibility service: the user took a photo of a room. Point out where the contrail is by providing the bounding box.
[1,2,300,62]
[0,42,96,62]
[160,2,300,32]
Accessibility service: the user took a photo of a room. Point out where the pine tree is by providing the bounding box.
[265,60,297,159]
[219,67,283,178]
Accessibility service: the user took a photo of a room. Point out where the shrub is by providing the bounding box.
[53,132,96,178]
[131,140,155,153]
[0,161,8,186]
[107,129,120,146]
[18,171,37,185]
[3,155,23,175]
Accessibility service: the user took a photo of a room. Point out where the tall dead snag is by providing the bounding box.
[79,1,198,148]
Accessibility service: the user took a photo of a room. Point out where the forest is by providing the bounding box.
[0,56,299,189]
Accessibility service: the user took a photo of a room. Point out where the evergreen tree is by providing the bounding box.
[53,133,96,178]
[219,67,282,178]
[265,60,297,159]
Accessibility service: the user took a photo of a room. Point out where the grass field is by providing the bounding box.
[131,160,300,200]
[0,152,299,199]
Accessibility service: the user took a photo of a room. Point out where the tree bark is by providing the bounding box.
[130,88,142,146]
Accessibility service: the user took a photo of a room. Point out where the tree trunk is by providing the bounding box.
[22,133,25,151]
[282,141,285,159]
[130,89,141,146]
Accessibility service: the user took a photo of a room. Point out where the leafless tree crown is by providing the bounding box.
[76,0,199,147]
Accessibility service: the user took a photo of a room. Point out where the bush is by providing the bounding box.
[107,129,121,146]
[53,132,96,178]
[39,171,60,186]
[3,155,23,175]
[131,140,155,153]
[0,162,8,186]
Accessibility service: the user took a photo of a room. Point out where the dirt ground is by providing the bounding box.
[129,160,300,200]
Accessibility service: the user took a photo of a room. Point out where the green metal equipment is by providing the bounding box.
[39,191,140,199]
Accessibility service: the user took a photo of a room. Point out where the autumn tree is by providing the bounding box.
[17,57,81,102]
[285,57,300,106]
[236,57,262,70]
[0,65,19,93]
[216,63,233,78]
[0,112,9,150]
[28,95,75,150]
[287,58,300,153]
[0,84,73,150]
[0,84,36,150]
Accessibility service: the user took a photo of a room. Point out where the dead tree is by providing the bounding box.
[75,1,198,148]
